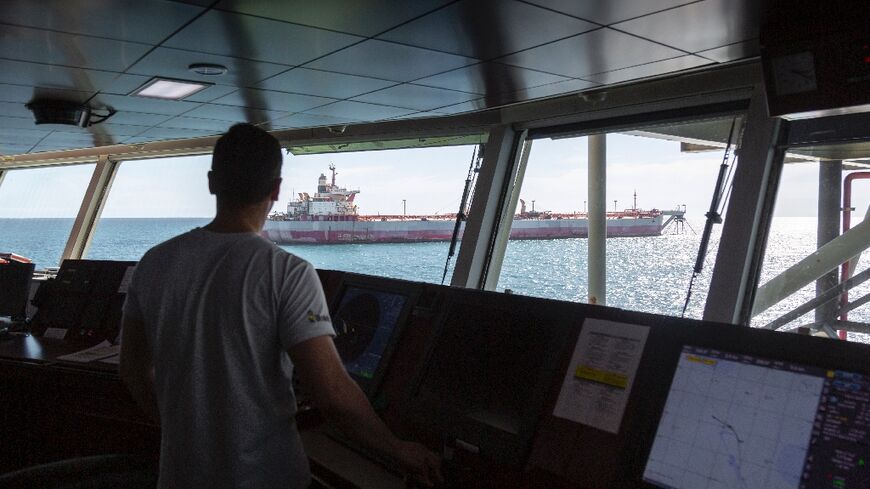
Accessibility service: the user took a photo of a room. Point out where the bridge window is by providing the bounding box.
[0,164,95,269]
[751,140,870,342]
[86,155,212,261]
[274,143,481,285]
[495,116,741,319]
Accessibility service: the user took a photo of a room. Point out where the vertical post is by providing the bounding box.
[704,84,785,324]
[588,133,607,306]
[816,160,842,328]
[452,126,525,289]
[402,199,406,216]
[484,139,532,290]
[62,156,120,261]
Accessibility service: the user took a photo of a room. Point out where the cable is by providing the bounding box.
[681,117,739,317]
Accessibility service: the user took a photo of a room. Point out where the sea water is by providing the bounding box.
[1,217,867,341]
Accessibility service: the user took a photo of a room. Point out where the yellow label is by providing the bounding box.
[575,365,629,389]
[686,354,717,366]
[827,370,835,378]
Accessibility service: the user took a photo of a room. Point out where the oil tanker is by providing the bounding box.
[262,165,685,244]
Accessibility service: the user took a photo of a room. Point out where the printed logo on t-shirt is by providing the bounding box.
[307,310,329,323]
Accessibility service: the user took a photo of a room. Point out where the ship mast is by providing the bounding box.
[329,162,337,187]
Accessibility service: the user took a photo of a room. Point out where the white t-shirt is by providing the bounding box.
[123,228,334,489]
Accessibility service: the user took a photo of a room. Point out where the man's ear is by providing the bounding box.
[207,171,217,195]
[270,177,283,201]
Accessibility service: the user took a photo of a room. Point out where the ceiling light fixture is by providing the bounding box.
[189,63,228,76]
[131,77,211,100]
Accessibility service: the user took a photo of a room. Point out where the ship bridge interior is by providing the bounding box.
[1,1,870,488]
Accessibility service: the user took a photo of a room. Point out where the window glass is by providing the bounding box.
[751,146,870,343]
[496,117,740,319]
[86,155,212,260]
[271,145,479,285]
[0,164,95,269]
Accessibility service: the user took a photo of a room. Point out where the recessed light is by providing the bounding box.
[131,77,211,100]
[189,63,228,76]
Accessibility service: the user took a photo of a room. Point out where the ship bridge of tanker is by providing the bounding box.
[1,1,870,488]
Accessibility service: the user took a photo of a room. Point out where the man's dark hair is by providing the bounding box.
[210,123,282,205]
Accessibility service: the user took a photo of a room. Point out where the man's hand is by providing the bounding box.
[394,441,443,487]
[290,337,442,486]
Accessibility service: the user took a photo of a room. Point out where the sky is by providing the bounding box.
[0,133,866,221]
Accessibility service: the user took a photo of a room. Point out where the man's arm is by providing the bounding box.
[119,317,160,424]
[289,336,441,486]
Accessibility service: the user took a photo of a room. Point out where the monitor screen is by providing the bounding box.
[0,263,34,319]
[643,345,870,489]
[332,286,409,384]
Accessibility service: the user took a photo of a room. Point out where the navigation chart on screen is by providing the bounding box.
[643,346,824,489]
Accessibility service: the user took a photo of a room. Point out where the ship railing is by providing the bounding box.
[357,214,458,221]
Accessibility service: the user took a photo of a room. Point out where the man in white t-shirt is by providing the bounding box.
[120,123,441,488]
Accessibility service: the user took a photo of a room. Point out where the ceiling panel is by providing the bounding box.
[256,68,397,99]
[698,40,760,64]
[0,83,93,104]
[134,127,221,140]
[211,89,335,113]
[183,104,289,123]
[164,10,363,66]
[158,116,236,132]
[0,0,205,45]
[430,99,487,115]
[0,101,43,120]
[521,0,697,25]
[415,62,568,95]
[0,127,51,145]
[0,145,35,155]
[0,114,49,130]
[584,55,712,85]
[215,0,453,37]
[98,74,153,96]
[90,94,202,117]
[378,1,596,59]
[0,59,126,93]
[37,131,121,147]
[42,122,149,138]
[269,112,361,129]
[306,40,477,83]
[127,48,291,88]
[104,112,173,127]
[613,0,761,53]
[504,78,599,104]
[304,101,416,121]
[0,25,151,73]
[352,84,478,111]
[499,28,684,78]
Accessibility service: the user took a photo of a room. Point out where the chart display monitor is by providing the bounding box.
[643,345,870,489]
[331,284,411,395]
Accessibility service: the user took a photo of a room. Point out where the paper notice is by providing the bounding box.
[55,340,120,363]
[117,265,136,294]
[553,319,649,434]
[43,327,67,340]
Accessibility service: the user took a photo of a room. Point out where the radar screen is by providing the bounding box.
[332,286,409,386]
